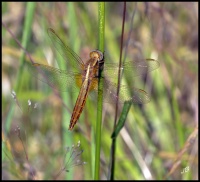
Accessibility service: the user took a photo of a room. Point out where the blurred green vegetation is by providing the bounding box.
[2,2,198,180]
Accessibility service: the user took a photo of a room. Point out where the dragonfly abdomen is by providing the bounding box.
[68,79,91,130]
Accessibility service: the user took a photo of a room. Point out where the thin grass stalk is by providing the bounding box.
[4,2,36,134]
[94,2,105,180]
[108,3,137,177]
[109,2,126,180]
[110,1,138,139]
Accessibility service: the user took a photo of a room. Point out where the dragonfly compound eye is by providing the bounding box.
[90,50,103,61]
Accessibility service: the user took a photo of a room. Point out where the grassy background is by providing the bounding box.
[2,2,198,180]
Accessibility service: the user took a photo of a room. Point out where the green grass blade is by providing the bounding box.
[111,101,132,139]
[94,2,105,180]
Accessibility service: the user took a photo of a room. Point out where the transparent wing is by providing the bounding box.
[102,80,151,104]
[47,28,84,72]
[88,78,151,104]
[103,58,160,83]
[28,63,82,92]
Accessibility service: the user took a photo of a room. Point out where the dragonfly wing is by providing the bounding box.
[103,58,160,82]
[102,80,151,104]
[99,58,159,104]
[28,63,82,92]
[122,58,160,76]
[47,28,84,72]
[88,78,151,104]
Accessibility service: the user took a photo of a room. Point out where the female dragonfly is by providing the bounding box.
[30,28,159,130]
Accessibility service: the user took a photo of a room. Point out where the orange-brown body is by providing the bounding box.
[68,50,103,130]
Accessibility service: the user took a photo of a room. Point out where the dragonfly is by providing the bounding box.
[29,28,159,130]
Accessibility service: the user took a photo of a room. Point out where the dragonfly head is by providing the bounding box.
[90,50,103,62]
